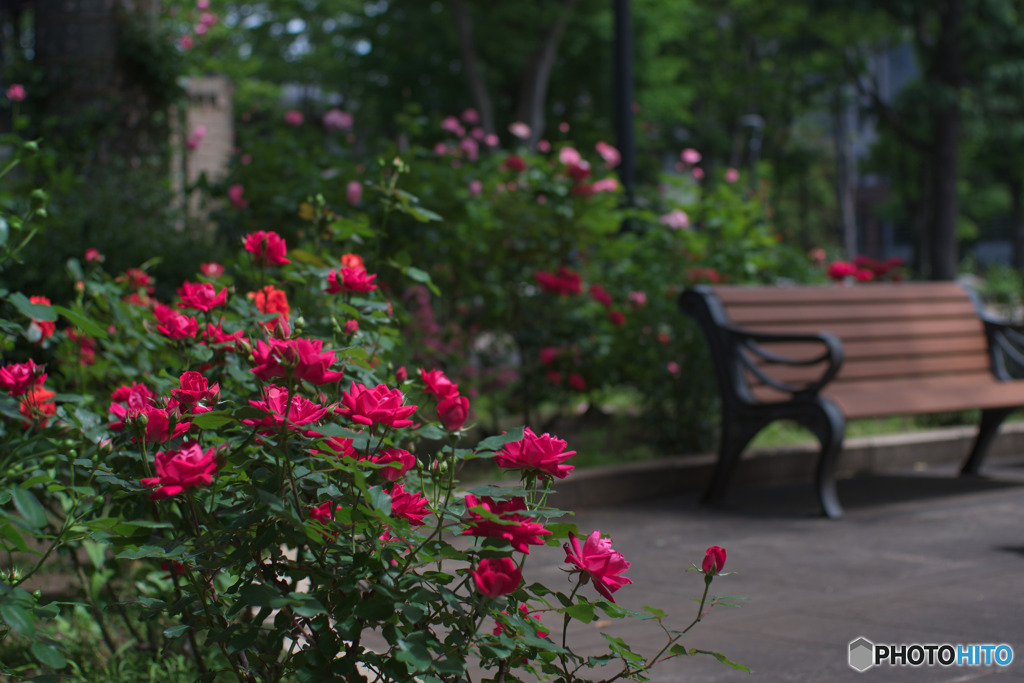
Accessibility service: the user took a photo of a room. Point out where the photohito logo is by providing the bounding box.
[848,637,1014,672]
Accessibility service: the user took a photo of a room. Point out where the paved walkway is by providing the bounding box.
[524,459,1024,682]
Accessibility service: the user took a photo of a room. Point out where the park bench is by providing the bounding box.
[679,281,1024,518]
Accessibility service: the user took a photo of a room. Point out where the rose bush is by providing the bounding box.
[0,148,746,681]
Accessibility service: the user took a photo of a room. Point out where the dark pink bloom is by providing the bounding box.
[564,530,633,602]
[567,373,586,392]
[315,436,358,460]
[346,180,362,205]
[6,84,26,102]
[244,230,290,266]
[702,545,727,576]
[177,281,228,312]
[539,347,559,366]
[660,209,690,230]
[244,385,331,437]
[344,319,359,335]
[495,427,576,479]
[607,310,626,327]
[437,394,469,431]
[325,267,377,294]
[724,167,740,183]
[534,266,582,297]
[84,248,103,263]
[0,360,46,396]
[373,447,415,481]
[309,501,341,524]
[228,184,248,209]
[395,366,408,383]
[284,109,304,126]
[473,557,522,598]
[421,368,458,399]
[323,108,353,132]
[201,321,244,347]
[503,154,527,172]
[337,382,417,429]
[388,483,429,525]
[172,371,219,411]
[589,284,613,307]
[250,337,345,385]
[827,260,857,280]
[681,148,701,165]
[461,494,552,554]
[156,311,199,340]
[140,442,218,500]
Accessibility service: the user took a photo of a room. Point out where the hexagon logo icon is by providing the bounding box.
[849,637,875,672]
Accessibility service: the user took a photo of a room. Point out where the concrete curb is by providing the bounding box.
[547,421,1024,510]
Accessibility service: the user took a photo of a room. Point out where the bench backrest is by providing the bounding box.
[699,282,994,412]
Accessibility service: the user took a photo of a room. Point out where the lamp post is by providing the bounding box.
[741,114,764,192]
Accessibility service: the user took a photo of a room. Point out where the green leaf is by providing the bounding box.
[12,487,47,529]
[0,217,8,247]
[475,427,524,452]
[51,305,109,339]
[0,521,30,552]
[565,601,595,623]
[163,624,191,639]
[404,266,433,284]
[190,411,235,429]
[31,641,66,669]
[368,486,392,516]
[643,605,666,618]
[1,603,35,637]
[7,292,56,321]
[690,649,751,672]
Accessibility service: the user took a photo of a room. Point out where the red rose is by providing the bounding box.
[589,284,613,307]
[325,267,378,294]
[373,447,415,481]
[19,385,56,425]
[495,427,576,479]
[564,530,632,602]
[702,545,727,576]
[337,382,417,429]
[156,310,199,340]
[421,368,459,399]
[177,281,228,312]
[472,557,522,598]
[250,337,345,385]
[0,360,46,396]
[244,230,290,266]
[461,494,552,554]
[140,442,218,500]
[172,371,219,411]
[388,483,429,525]
[28,296,55,341]
[437,394,469,431]
[244,385,331,437]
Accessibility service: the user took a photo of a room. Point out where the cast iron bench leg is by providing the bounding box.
[806,400,846,519]
[961,407,1015,475]
[702,416,768,507]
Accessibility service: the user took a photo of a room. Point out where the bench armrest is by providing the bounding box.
[980,316,1024,380]
[724,325,844,397]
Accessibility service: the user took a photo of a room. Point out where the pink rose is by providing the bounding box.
[472,557,522,598]
[250,337,345,385]
[462,495,551,553]
[228,184,248,209]
[200,262,225,278]
[373,447,415,481]
[0,360,46,396]
[659,209,690,230]
[827,260,857,280]
[589,284,613,307]
[141,442,218,500]
[702,545,727,576]
[388,483,429,525]
[346,180,362,205]
[441,115,465,136]
[595,141,621,169]
[421,368,458,399]
[461,108,480,125]
[177,281,228,312]
[508,121,531,139]
[172,371,219,410]
[243,385,331,437]
[85,248,103,263]
[325,267,377,294]
[608,310,625,327]
[244,230,290,266]
[495,427,576,479]
[539,347,559,365]
[323,108,353,132]
[284,109,304,126]
[724,168,740,183]
[395,366,408,383]
[567,373,586,392]
[6,84,25,102]
[156,311,199,340]
[337,382,417,429]
[437,394,469,431]
[681,148,701,165]
[564,530,633,602]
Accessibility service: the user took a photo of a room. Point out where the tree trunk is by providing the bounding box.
[516,0,580,149]
[927,0,963,281]
[835,85,858,258]
[448,0,495,137]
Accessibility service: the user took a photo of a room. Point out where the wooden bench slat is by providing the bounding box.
[746,353,991,385]
[739,318,984,340]
[748,336,989,362]
[714,282,968,305]
[726,300,979,325]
